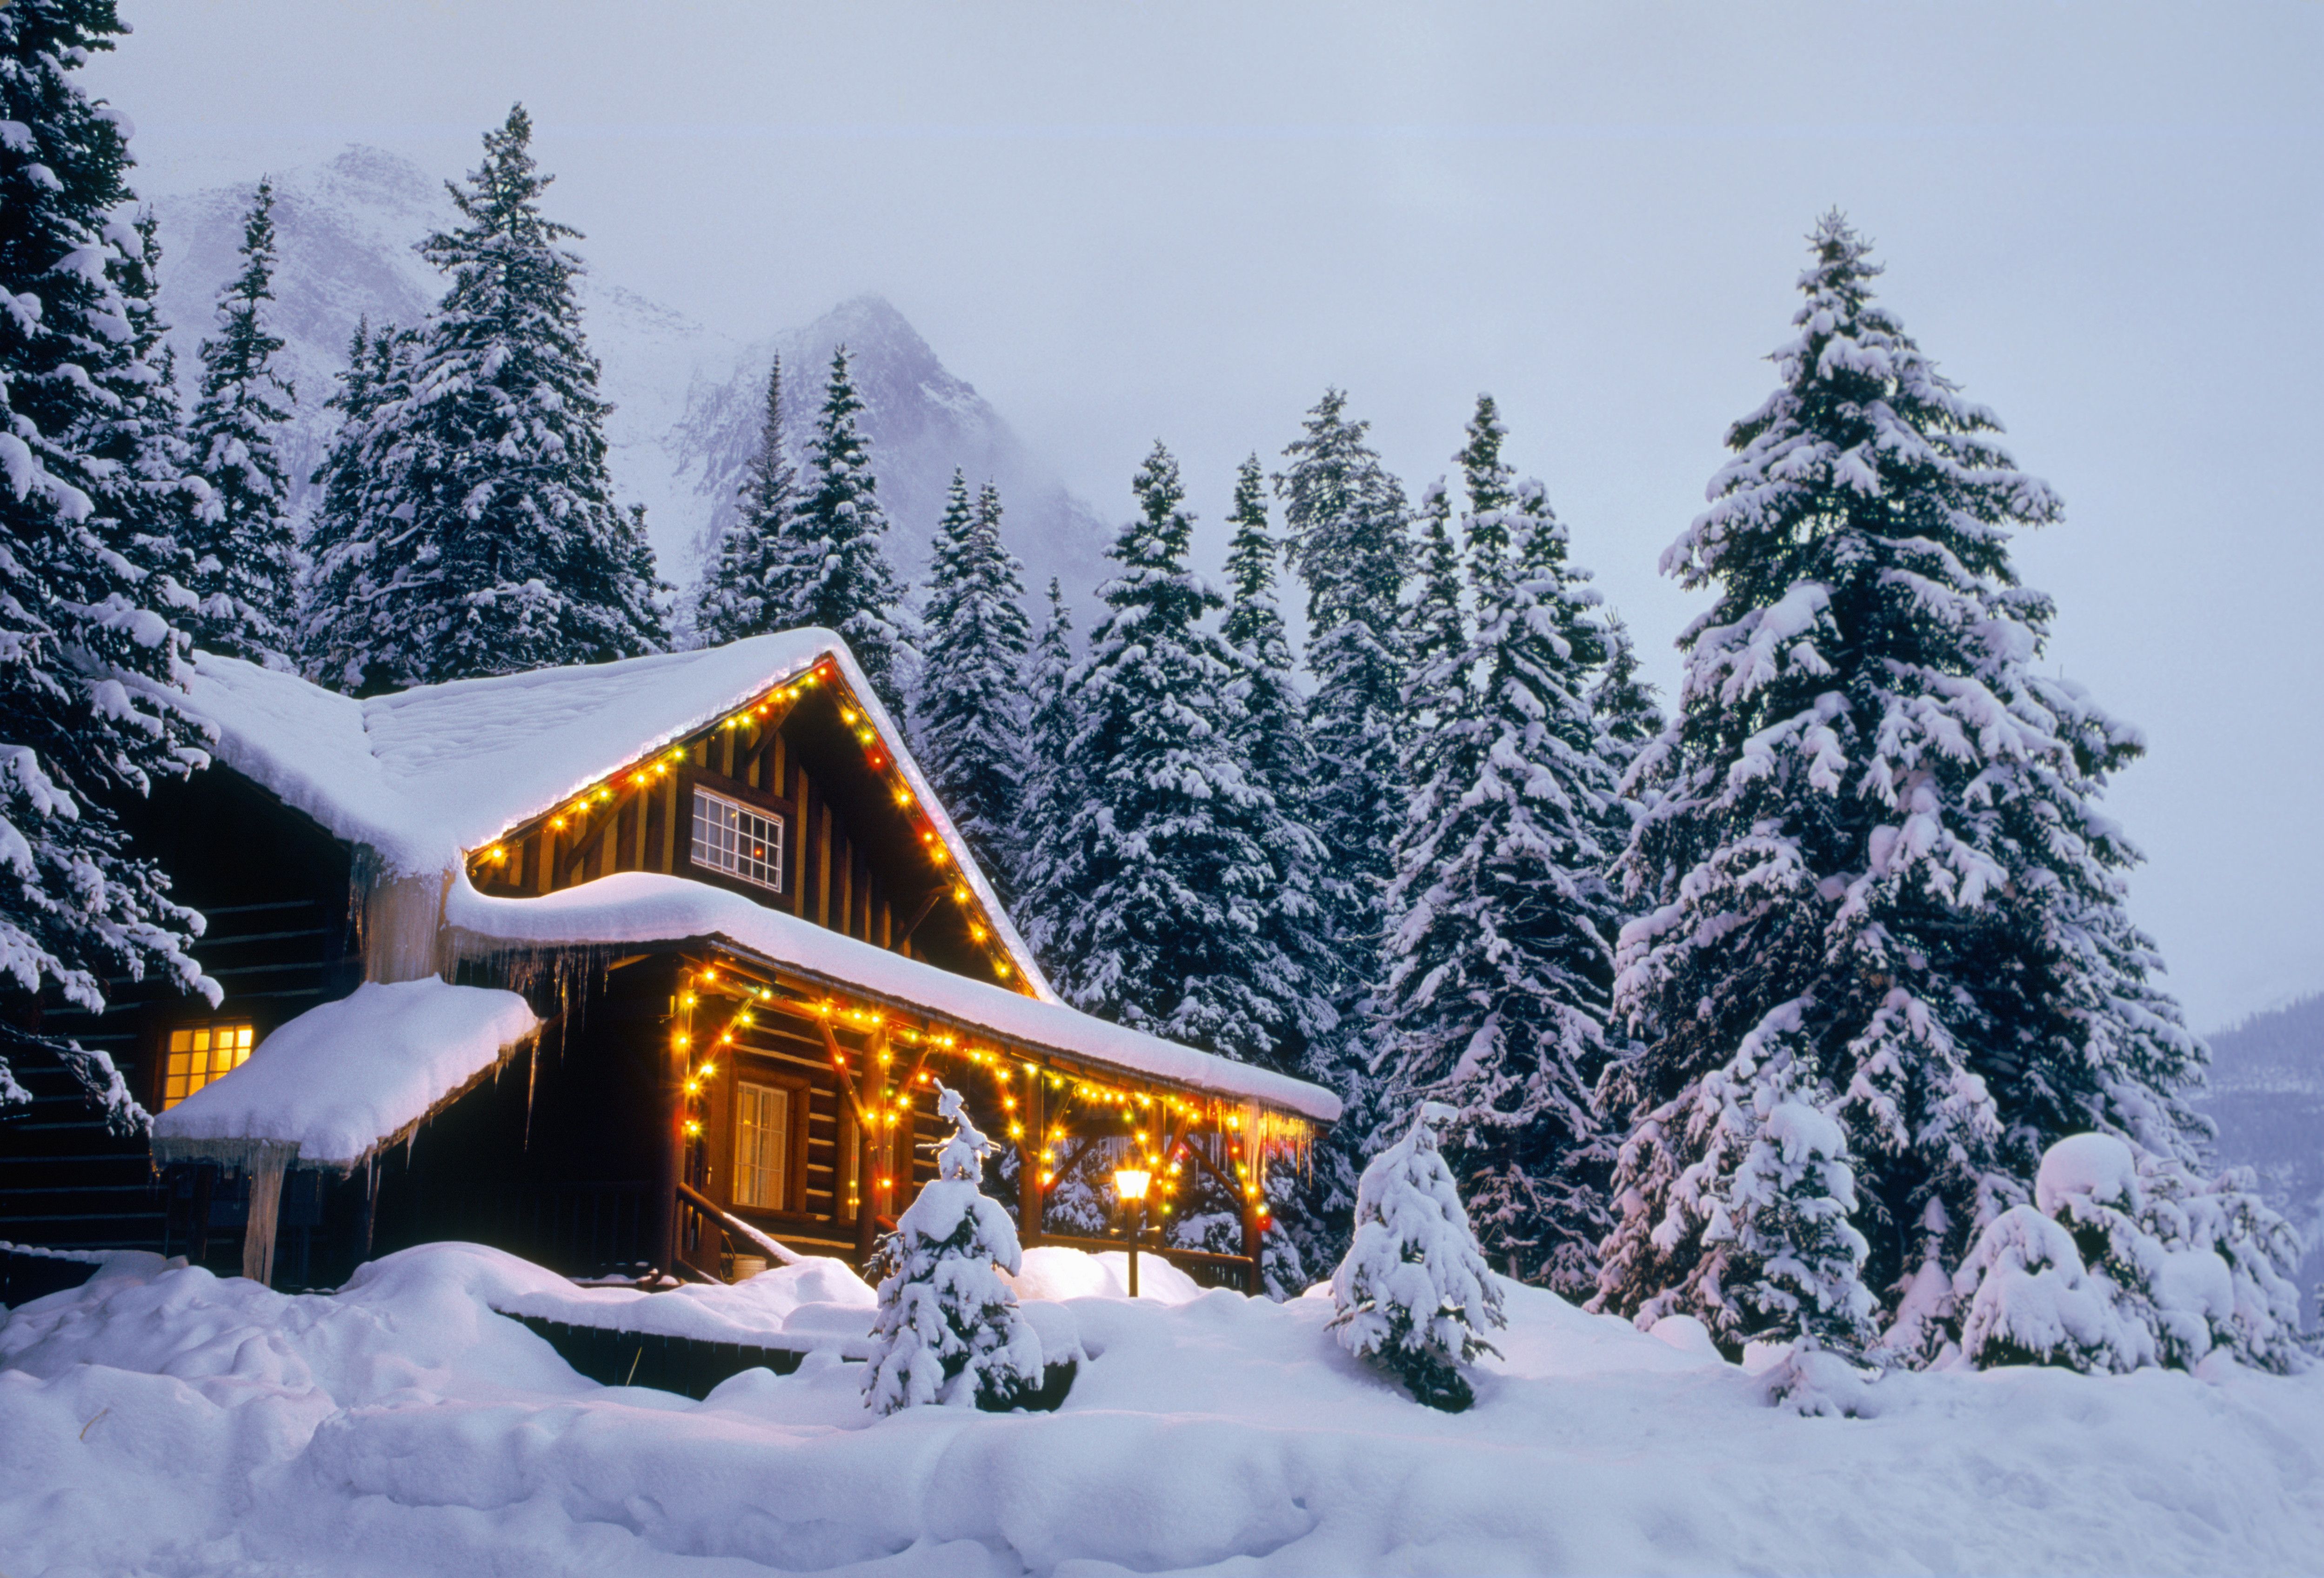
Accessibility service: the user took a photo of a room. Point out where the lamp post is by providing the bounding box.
[1112,1165,1152,1298]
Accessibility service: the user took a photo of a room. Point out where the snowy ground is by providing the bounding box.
[2,1245,2319,1577]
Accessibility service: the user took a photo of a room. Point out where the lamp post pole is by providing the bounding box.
[1112,1165,1152,1299]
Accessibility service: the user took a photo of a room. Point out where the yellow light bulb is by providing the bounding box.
[699,1063,715,1078]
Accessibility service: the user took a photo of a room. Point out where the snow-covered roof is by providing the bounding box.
[447,872,1343,1124]
[178,631,1050,1000]
[151,979,542,1172]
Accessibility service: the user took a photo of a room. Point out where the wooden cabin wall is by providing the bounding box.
[465,685,981,980]
[2,770,359,1266]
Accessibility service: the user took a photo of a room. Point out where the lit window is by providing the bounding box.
[691,787,784,893]
[162,1023,255,1110]
[735,1081,790,1209]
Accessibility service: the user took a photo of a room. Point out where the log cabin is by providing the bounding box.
[3,630,1337,1295]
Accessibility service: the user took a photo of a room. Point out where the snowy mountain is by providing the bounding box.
[145,146,1112,613]
[2201,993,2324,1305]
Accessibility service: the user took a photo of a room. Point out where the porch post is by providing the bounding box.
[652,1000,686,1278]
[1017,1072,1044,1242]
[852,1119,880,1264]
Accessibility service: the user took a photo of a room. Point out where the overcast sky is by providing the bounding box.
[91,1,2323,1031]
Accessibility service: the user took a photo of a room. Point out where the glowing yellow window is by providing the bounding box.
[161,1023,255,1110]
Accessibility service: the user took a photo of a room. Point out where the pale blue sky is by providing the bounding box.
[93,1,2324,1029]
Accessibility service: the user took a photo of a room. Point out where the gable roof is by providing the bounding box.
[177,631,1052,1001]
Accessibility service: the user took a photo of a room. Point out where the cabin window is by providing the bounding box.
[160,1023,255,1110]
[735,1081,791,1209]
[691,787,784,893]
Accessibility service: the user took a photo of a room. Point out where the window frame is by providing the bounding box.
[157,1020,258,1111]
[680,771,794,900]
[732,1079,793,1211]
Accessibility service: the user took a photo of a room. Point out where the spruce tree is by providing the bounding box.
[298,318,403,685]
[1374,398,1623,1295]
[695,353,798,646]
[1276,389,1411,1247]
[913,472,1033,905]
[789,345,910,712]
[1018,578,1080,977]
[1221,455,1335,1075]
[183,179,298,666]
[862,1082,1047,1412]
[300,105,665,692]
[84,207,199,619]
[1329,1103,1506,1412]
[1595,214,2205,1362]
[1040,444,1300,1064]
[0,0,213,1122]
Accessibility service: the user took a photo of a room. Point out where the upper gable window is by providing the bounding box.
[162,1022,254,1110]
[692,786,784,894]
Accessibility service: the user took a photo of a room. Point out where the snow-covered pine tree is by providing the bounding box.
[912,472,1033,905]
[1595,213,2207,1364]
[862,1081,1047,1413]
[1958,1131,2310,1375]
[0,0,214,1121]
[790,345,910,713]
[1276,388,1411,1250]
[1401,477,1466,751]
[1018,578,1081,981]
[1330,1102,1506,1411]
[695,353,798,646]
[182,179,298,666]
[297,318,404,685]
[1040,443,1304,1069]
[298,105,665,692]
[1589,611,1663,779]
[1221,455,1335,1076]
[1374,398,1623,1296]
[83,207,199,622]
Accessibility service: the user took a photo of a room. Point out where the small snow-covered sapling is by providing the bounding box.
[862,1081,1047,1414]
[1330,1102,1506,1411]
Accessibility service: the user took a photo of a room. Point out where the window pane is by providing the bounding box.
[735,1081,789,1209]
[160,1022,257,1111]
[690,788,784,894]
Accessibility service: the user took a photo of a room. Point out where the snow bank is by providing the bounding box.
[493,1255,879,1352]
[446,870,1343,1123]
[151,979,541,1170]
[6,1241,2320,1575]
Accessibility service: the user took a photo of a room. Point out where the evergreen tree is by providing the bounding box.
[1595,214,2205,1362]
[0,0,214,1122]
[1039,444,1300,1065]
[1401,477,1467,748]
[913,472,1033,905]
[182,179,297,666]
[1374,398,1623,1295]
[1329,1102,1506,1412]
[862,1082,1048,1413]
[1220,455,1335,1075]
[789,345,910,712]
[695,353,798,646]
[300,105,665,693]
[1589,611,1664,780]
[1019,578,1080,977]
[83,207,199,619]
[297,317,403,682]
[1276,389,1410,1251]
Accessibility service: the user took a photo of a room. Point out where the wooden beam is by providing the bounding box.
[892,887,944,952]
[242,1153,287,1286]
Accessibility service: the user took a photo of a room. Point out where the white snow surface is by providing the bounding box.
[446,871,1342,1123]
[3,1241,2318,1575]
[149,979,540,1170]
[177,630,1052,1001]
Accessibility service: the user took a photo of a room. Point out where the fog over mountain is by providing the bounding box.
[147,146,1114,619]
[2199,994,2324,1309]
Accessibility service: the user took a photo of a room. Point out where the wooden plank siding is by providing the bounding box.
[461,662,1028,998]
